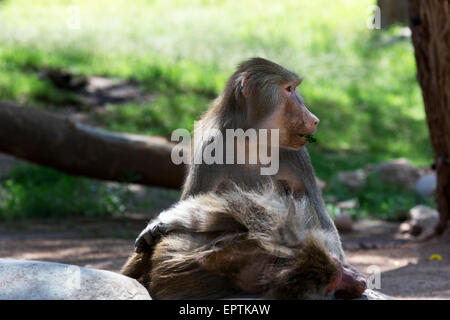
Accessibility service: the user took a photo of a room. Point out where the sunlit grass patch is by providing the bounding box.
[96,93,208,136]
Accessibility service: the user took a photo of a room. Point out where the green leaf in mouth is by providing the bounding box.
[303,134,317,143]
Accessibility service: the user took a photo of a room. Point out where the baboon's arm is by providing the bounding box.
[289,148,345,260]
[135,195,243,252]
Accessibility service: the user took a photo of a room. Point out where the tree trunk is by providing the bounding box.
[378,0,409,28]
[409,0,450,233]
[0,101,186,189]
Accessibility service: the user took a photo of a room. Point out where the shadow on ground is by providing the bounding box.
[1,216,449,299]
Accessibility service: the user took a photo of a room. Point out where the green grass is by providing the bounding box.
[0,0,431,161]
[325,172,435,221]
[0,165,128,220]
[0,0,434,219]
[96,94,209,136]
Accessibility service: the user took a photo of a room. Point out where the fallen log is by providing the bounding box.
[0,101,186,189]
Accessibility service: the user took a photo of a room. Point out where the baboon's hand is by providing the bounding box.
[135,220,170,253]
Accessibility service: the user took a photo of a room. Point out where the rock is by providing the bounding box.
[415,173,437,198]
[334,213,353,233]
[410,224,423,237]
[355,289,392,300]
[229,289,391,300]
[334,200,358,233]
[335,158,432,191]
[397,221,422,238]
[398,221,412,233]
[374,158,422,189]
[337,169,367,189]
[0,260,390,301]
[409,205,439,232]
[337,199,358,210]
[0,259,151,300]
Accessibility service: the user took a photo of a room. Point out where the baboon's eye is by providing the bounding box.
[285,86,292,93]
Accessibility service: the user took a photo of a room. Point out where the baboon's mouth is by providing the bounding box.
[298,134,316,143]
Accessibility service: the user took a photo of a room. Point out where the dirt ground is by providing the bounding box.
[0,215,449,300]
[341,220,450,299]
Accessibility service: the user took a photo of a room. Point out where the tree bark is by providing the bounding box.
[378,0,409,28]
[409,0,450,233]
[0,101,186,189]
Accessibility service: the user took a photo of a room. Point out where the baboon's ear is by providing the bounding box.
[236,72,249,98]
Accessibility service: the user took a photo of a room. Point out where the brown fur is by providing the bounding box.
[121,58,368,299]
[122,186,342,299]
[180,57,344,259]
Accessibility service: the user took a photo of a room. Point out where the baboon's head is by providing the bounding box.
[264,235,342,299]
[224,57,320,150]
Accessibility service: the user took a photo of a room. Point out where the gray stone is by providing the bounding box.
[409,205,439,231]
[337,199,358,210]
[398,221,412,233]
[334,213,353,233]
[354,289,391,300]
[415,173,437,198]
[229,289,391,300]
[337,169,367,189]
[0,259,390,300]
[0,259,151,300]
[374,158,422,189]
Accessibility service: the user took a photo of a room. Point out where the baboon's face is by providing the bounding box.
[259,80,320,150]
[279,82,319,150]
[234,58,319,150]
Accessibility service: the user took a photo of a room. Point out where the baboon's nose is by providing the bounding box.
[313,119,319,127]
[311,115,320,127]
[303,107,320,133]
[308,114,320,132]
